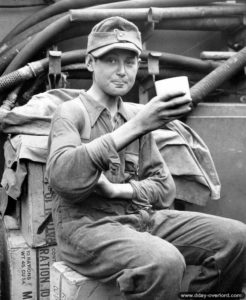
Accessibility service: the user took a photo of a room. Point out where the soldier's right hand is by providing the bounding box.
[134,89,192,133]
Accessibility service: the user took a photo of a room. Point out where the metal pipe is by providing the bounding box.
[70,6,246,23]
[140,69,203,82]
[70,8,149,22]
[212,1,246,6]
[141,50,219,72]
[191,46,246,104]
[1,0,129,44]
[200,51,236,60]
[94,0,224,9]
[148,6,246,21]
[156,17,243,31]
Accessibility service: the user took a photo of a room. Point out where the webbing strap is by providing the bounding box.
[72,95,91,140]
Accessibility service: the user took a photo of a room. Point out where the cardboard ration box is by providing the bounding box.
[50,261,123,300]
[3,216,57,300]
[20,162,56,247]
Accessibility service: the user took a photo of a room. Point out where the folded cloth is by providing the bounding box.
[0,88,81,135]
[153,121,221,205]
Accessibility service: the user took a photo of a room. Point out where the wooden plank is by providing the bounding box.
[21,162,56,247]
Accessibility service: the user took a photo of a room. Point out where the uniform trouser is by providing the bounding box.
[57,209,246,300]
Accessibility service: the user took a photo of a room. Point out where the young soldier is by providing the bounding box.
[46,16,246,299]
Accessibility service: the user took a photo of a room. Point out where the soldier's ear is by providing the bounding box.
[85,54,94,72]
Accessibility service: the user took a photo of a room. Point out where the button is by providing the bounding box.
[117,31,126,41]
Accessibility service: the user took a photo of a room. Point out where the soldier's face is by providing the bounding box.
[91,49,139,97]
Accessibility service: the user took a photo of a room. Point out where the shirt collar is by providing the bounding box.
[79,91,129,127]
[117,97,129,121]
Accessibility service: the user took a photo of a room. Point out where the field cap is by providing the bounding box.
[87,16,142,58]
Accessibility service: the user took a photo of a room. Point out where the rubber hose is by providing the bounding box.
[0,38,31,75]
[0,47,215,93]
[4,8,150,73]
[1,0,171,73]
[1,0,231,44]
[0,66,34,93]
[9,7,225,76]
[1,85,23,111]
[58,48,217,74]
[2,45,246,104]
[0,14,63,58]
[1,14,241,76]
[35,49,219,73]
[191,46,246,104]
[0,0,136,71]
[5,4,246,73]
[1,0,180,53]
[63,64,203,82]
[58,48,246,106]
[4,15,71,74]
[1,0,128,44]
[0,50,86,93]
[1,0,184,67]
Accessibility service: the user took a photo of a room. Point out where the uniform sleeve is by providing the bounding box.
[46,104,120,202]
[129,133,176,209]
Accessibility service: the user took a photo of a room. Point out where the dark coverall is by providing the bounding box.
[46,90,246,300]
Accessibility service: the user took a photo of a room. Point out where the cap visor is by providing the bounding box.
[90,42,141,58]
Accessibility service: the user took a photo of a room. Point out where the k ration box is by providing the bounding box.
[50,261,123,300]
[3,216,57,300]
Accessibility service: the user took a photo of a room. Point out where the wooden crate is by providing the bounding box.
[50,261,123,300]
[20,162,56,247]
[3,215,57,300]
